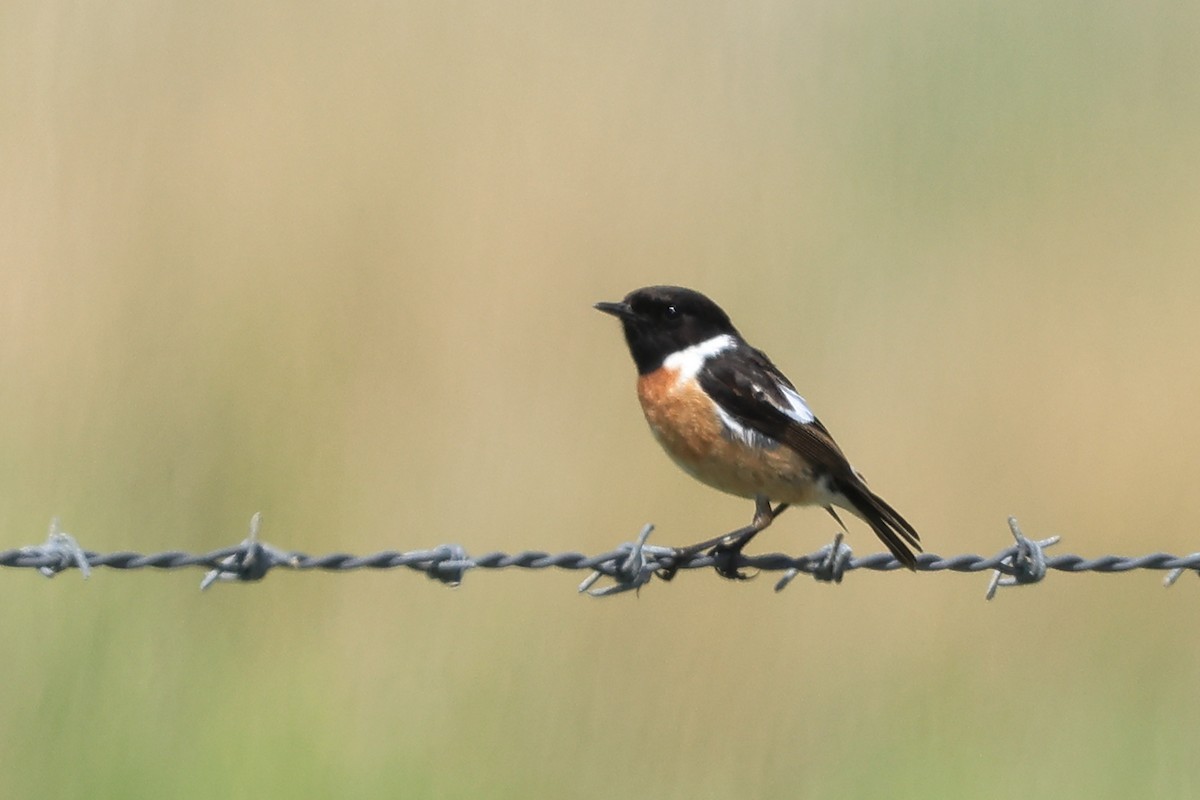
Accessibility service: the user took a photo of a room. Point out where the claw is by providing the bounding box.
[656,565,681,581]
[710,541,757,581]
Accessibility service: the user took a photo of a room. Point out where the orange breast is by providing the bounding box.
[635,368,822,505]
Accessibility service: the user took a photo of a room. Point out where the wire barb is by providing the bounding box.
[19,518,91,579]
[774,532,852,591]
[200,513,299,590]
[1163,558,1200,588]
[579,524,670,596]
[985,516,1061,600]
[424,544,471,587]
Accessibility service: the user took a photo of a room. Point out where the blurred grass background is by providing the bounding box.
[2,1,1200,797]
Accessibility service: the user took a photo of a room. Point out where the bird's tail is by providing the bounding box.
[833,479,922,570]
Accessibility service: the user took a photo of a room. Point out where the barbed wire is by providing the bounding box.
[2,513,1198,600]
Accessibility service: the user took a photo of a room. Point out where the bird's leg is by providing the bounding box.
[709,496,789,579]
[657,496,790,581]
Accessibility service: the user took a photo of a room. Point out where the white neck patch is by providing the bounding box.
[662,334,736,381]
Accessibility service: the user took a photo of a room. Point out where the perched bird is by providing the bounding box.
[595,285,921,575]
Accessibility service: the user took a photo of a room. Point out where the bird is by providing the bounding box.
[595,285,921,577]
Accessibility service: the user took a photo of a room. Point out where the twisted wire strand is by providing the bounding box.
[3,514,1198,599]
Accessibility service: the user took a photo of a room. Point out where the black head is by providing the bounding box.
[594,285,739,374]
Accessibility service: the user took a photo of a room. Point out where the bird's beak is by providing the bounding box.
[594,300,634,319]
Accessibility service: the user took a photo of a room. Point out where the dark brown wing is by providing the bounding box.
[696,346,851,476]
[698,345,922,567]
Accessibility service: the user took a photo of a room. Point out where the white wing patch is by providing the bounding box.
[662,332,816,447]
[713,403,780,449]
[778,384,816,424]
[711,379,813,448]
[662,334,736,382]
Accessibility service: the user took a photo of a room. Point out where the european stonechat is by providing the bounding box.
[596,285,922,576]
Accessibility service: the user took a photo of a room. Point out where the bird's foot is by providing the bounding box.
[709,535,757,581]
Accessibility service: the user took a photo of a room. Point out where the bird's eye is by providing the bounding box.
[663,305,680,320]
